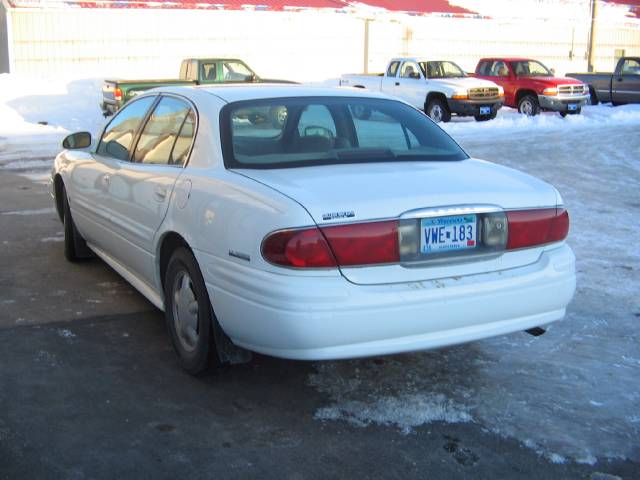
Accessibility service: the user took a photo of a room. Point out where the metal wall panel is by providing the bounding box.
[6,9,640,79]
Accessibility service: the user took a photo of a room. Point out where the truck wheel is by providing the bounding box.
[352,104,372,120]
[426,98,451,123]
[164,247,219,375]
[517,95,540,116]
[268,106,288,128]
[474,111,497,122]
[588,87,598,105]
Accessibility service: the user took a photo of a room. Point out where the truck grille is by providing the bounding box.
[469,87,500,100]
[558,84,586,95]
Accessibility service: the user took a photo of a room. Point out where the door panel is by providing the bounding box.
[105,96,196,282]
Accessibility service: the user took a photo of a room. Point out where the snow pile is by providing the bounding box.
[443,103,640,139]
[0,74,105,172]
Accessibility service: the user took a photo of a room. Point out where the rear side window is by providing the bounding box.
[621,58,640,75]
[387,61,400,77]
[202,63,217,81]
[221,97,468,169]
[133,96,194,166]
[98,96,155,161]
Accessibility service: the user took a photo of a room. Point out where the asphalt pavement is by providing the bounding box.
[0,166,637,479]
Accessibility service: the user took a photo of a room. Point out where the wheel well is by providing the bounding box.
[158,232,191,290]
[515,89,537,105]
[53,175,64,222]
[424,92,448,111]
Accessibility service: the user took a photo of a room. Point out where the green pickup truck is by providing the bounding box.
[101,58,294,116]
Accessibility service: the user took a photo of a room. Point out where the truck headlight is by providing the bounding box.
[543,87,558,96]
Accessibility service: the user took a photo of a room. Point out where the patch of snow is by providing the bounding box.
[1,207,56,216]
[41,236,64,243]
[57,328,76,339]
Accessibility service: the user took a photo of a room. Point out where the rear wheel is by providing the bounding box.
[426,98,451,123]
[351,104,372,120]
[517,94,540,116]
[62,186,92,262]
[164,247,218,375]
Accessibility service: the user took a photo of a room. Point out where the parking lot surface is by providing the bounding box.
[1,120,639,479]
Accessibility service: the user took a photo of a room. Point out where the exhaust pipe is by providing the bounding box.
[525,327,546,337]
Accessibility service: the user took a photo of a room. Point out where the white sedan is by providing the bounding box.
[51,85,576,375]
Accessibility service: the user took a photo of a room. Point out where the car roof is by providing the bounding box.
[156,84,393,103]
[480,58,537,62]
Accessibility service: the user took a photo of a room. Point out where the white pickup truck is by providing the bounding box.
[340,57,504,123]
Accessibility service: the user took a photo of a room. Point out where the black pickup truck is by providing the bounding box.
[567,57,640,105]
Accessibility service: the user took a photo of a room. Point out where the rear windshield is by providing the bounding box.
[220,97,468,169]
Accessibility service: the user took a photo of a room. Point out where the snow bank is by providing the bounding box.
[0,74,105,171]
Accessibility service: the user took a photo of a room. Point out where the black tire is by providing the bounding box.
[352,104,372,120]
[474,111,497,122]
[588,87,598,105]
[426,98,451,123]
[268,106,288,128]
[164,247,218,375]
[517,94,540,116]
[62,186,92,262]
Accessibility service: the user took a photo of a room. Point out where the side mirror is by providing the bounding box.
[62,131,91,149]
[550,68,556,76]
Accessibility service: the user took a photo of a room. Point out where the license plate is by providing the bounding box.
[479,106,491,115]
[421,214,477,254]
[567,103,578,111]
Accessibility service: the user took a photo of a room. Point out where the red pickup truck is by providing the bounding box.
[474,58,589,116]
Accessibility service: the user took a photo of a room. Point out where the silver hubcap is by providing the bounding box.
[429,104,443,123]
[172,271,199,352]
[520,100,534,115]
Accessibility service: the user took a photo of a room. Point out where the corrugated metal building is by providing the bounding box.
[1,0,639,79]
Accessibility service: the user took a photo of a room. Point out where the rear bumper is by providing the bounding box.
[199,244,576,360]
[447,98,503,116]
[538,94,589,112]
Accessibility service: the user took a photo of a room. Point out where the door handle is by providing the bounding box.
[395,82,400,86]
[616,77,623,82]
[153,186,167,201]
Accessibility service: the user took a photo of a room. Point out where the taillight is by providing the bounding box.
[506,208,569,250]
[322,220,399,266]
[262,220,400,268]
[262,227,337,268]
[114,87,123,102]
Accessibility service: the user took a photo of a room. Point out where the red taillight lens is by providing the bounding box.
[262,227,337,268]
[506,208,569,250]
[321,220,399,266]
[262,220,400,268]
[114,87,123,102]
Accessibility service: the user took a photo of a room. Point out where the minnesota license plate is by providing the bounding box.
[479,106,491,115]
[421,214,477,254]
[567,103,578,111]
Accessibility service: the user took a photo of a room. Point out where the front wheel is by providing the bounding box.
[164,247,218,375]
[517,95,540,116]
[426,98,451,123]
